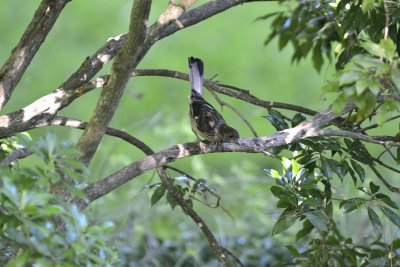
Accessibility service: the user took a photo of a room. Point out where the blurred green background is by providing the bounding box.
[5,0,393,265]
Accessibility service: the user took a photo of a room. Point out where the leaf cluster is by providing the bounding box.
[264,109,400,266]
[262,0,400,71]
[0,135,118,266]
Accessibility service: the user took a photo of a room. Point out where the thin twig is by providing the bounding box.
[130,68,318,115]
[369,164,400,194]
[49,116,153,155]
[360,114,400,132]
[318,128,400,147]
[373,157,400,174]
[209,89,258,137]
[0,148,33,166]
[158,168,240,267]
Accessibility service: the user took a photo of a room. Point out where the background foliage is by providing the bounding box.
[1,0,400,266]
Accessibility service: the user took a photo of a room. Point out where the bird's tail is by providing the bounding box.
[188,57,204,97]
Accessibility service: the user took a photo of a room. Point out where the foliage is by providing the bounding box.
[0,135,117,266]
[264,108,400,266]
[262,0,400,70]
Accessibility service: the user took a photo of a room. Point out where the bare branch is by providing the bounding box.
[209,89,258,137]
[373,157,400,174]
[0,148,33,166]
[75,0,152,165]
[359,114,400,132]
[49,116,153,155]
[0,78,106,138]
[147,0,267,45]
[0,0,70,109]
[157,0,197,26]
[131,69,318,115]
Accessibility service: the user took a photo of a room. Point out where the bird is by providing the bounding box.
[188,57,239,143]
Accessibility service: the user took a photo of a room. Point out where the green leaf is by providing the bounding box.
[361,0,375,13]
[5,250,30,267]
[367,207,383,239]
[286,245,300,257]
[270,185,297,206]
[369,181,380,194]
[398,147,400,165]
[61,180,88,202]
[264,168,281,179]
[340,198,366,213]
[296,219,314,241]
[265,109,289,130]
[375,193,399,210]
[151,185,166,206]
[332,92,347,114]
[380,39,396,61]
[393,239,400,250]
[380,206,400,227]
[360,42,386,58]
[322,80,339,93]
[330,159,346,180]
[312,42,323,73]
[305,210,329,232]
[320,157,333,179]
[166,191,178,210]
[391,68,400,90]
[291,113,306,127]
[255,12,280,21]
[272,209,298,236]
[350,160,365,182]
[339,71,360,86]
[368,79,380,95]
[283,157,293,181]
[355,78,369,95]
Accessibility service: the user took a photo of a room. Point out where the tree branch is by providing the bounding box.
[131,69,319,115]
[49,116,153,155]
[0,0,70,109]
[75,0,152,165]
[318,128,400,147]
[77,106,355,206]
[0,148,33,166]
[0,67,316,138]
[370,164,400,193]
[158,168,241,267]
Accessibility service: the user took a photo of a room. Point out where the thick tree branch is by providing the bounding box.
[147,0,266,45]
[77,107,354,206]
[75,0,152,165]
[0,79,105,138]
[0,0,70,109]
